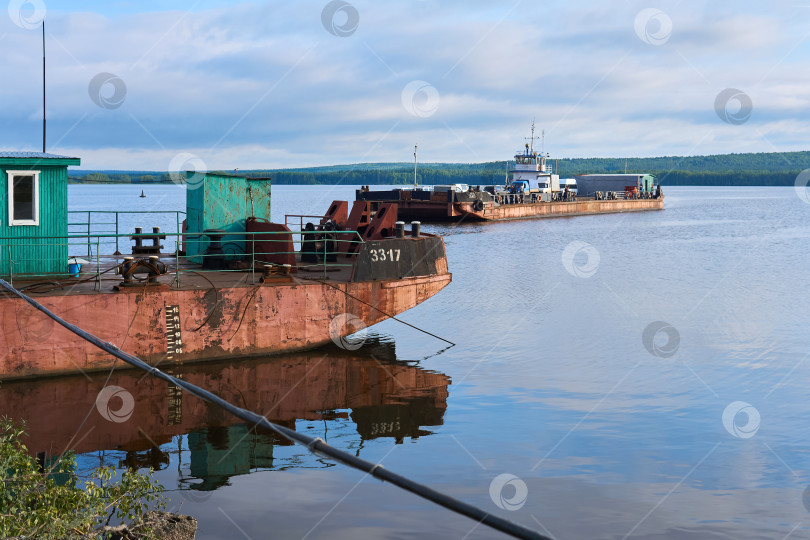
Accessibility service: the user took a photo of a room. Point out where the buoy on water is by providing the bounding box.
[140,190,146,198]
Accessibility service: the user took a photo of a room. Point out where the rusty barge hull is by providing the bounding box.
[0,273,451,380]
[460,196,665,222]
[357,190,664,223]
[0,195,453,381]
[1,347,450,457]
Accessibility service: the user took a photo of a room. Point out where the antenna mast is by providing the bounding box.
[525,119,541,154]
[42,20,46,153]
[413,144,418,188]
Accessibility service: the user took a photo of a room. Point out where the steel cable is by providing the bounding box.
[303,276,456,347]
[0,277,546,540]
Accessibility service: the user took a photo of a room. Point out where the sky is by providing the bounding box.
[1,0,809,171]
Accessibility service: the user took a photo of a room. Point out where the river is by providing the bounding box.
[6,184,810,539]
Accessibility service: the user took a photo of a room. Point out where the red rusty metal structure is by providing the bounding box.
[361,202,398,240]
[335,200,372,256]
[0,201,451,380]
[246,217,296,269]
[321,200,349,227]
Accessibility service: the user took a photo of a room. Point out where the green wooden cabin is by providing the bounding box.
[0,152,81,278]
[185,172,271,263]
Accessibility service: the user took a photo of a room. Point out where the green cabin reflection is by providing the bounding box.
[3,339,450,494]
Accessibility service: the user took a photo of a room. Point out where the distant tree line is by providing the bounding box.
[68,150,810,186]
[248,168,508,186]
[71,172,177,184]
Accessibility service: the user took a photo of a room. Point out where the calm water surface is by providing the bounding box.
[7,185,810,539]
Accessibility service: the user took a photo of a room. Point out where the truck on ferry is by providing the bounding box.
[356,124,664,222]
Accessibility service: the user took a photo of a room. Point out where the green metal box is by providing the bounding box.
[185,172,271,263]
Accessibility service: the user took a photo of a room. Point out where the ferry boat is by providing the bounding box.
[0,153,451,380]
[356,125,665,222]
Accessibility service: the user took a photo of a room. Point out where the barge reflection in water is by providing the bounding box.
[0,337,450,495]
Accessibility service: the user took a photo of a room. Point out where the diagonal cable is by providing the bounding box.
[0,277,547,540]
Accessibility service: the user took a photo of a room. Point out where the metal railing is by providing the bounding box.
[68,210,186,257]
[0,228,365,287]
[284,214,326,230]
[285,214,332,251]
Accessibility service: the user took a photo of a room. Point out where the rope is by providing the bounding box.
[228,285,261,341]
[0,277,546,540]
[14,265,119,294]
[304,277,456,347]
[185,270,220,332]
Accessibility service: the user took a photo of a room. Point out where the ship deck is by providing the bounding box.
[2,255,354,297]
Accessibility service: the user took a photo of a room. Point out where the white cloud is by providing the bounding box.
[1,1,808,169]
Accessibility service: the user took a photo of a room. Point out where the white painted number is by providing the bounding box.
[370,248,400,263]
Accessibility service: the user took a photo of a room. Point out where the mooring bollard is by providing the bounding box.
[395,221,405,238]
[121,256,134,284]
[131,228,143,251]
[130,227,165,255]
[147,255,161,284]
[411,221,421,238]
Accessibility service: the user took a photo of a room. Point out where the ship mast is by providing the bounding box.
[42,20,46,153]
[524,119,542,155]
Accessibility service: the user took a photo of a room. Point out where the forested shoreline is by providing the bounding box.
[68,150,810,186]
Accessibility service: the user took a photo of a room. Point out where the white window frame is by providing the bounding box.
[7,170,40,226]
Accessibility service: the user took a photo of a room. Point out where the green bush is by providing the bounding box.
[0,416,166,538]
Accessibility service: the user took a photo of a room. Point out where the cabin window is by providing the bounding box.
[7,171,40,226]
